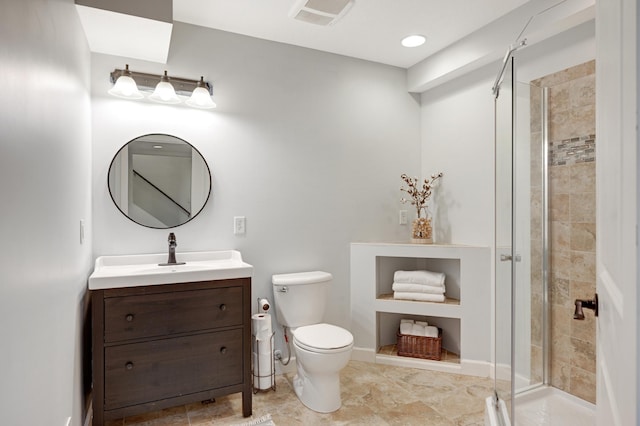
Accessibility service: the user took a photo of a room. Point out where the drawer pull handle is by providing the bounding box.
[125,314,134,322]
[219,304,227,311]
[125,362,134,370]
[220,347,227,355]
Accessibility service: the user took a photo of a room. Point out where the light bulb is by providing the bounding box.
[149,71,180,104]
[108,64,143,99]
[401,35,426,48]
[186,77,216,109]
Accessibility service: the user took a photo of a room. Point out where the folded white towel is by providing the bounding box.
[394,270,446,287]
[399,323,413,335]
[424,326,439,338]
[400,319,415,324]
[393,292,446,303]
[392,282,445,294]
[415,320,428,326]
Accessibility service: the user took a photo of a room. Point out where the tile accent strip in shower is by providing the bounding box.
[549,134,596,166]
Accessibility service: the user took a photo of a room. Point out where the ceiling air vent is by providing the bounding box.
[289,0,355,26]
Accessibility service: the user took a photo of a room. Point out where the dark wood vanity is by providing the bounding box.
[91,278,252,425]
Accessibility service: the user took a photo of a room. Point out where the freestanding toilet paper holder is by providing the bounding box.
[252,331,276,393]
[252,297,276,393]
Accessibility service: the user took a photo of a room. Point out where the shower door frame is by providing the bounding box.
[493,55,515,424]
[513,79,550,395]
[493,56,551,425]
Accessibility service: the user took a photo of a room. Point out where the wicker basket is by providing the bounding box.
[396,328,442,361]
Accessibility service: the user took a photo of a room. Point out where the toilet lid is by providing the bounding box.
[293,323,353,352]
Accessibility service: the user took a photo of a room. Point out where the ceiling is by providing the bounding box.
[173,0,532,69]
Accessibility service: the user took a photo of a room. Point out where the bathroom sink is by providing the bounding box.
[88,250,253,290]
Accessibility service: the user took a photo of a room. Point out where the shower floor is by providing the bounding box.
[514,386,595,426]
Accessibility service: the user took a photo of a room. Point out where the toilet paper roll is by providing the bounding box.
[252,311,272,383]
[259,298,271,312]
[252,313,273,342]
[253,351,273,390]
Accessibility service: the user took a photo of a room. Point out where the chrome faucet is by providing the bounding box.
[159,232,185,266]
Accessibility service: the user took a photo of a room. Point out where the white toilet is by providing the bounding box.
[272,271,354,413]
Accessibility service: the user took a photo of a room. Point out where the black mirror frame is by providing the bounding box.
[107,133,212,229]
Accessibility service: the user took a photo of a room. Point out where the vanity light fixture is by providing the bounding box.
[401,34,426,48]
[109,66,216,109]
[108,64,144,99]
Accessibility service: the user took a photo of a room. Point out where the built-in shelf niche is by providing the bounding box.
[375,256,460,300]
[351,243,491,376]
[377,312,461,356]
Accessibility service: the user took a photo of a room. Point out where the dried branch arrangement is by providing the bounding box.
[400,172,443,218]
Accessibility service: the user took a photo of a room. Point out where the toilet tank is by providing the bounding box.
[272,271,332,328]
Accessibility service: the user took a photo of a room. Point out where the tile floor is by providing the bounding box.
[104,361,493,426]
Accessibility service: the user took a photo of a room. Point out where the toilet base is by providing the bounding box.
[291,340,352,413]
[293,368,342,413]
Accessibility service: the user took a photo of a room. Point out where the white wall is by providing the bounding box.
[0,1,92,425]
[420,65,497,246]
[91,22,421,345]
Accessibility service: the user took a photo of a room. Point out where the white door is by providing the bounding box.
[595,0,637,424]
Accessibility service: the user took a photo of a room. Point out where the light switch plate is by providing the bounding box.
[399,210,408,225]
[234,216,246,235]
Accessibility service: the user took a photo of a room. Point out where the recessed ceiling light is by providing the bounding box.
[153,145,163,149]
[401,35,426,48]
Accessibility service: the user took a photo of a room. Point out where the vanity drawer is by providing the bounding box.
[104,286,242,342]
[104,329,243,410]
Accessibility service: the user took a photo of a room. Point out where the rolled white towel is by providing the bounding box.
[411,323,427,336]
[424,326,439,338]
[400,322,413,335]
[394,270,445,287]
[392,282,445,294]
[393,292,446,303]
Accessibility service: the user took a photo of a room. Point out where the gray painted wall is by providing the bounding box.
[0,0,92,425]
[91,22,421,350]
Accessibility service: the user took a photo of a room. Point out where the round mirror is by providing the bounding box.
[108,134,212,229]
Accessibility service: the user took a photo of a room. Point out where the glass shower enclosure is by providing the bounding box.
[492,56,547,425]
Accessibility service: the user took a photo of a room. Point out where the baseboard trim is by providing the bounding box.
[274,356,297,375]
[351,347,376,362]
[352,347,491,378]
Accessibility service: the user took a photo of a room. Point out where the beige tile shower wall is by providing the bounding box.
[530,60,596,404]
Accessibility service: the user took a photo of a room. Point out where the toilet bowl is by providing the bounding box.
[272,271,354,413]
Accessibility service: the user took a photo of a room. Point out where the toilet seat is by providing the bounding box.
[293,323,354,354]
